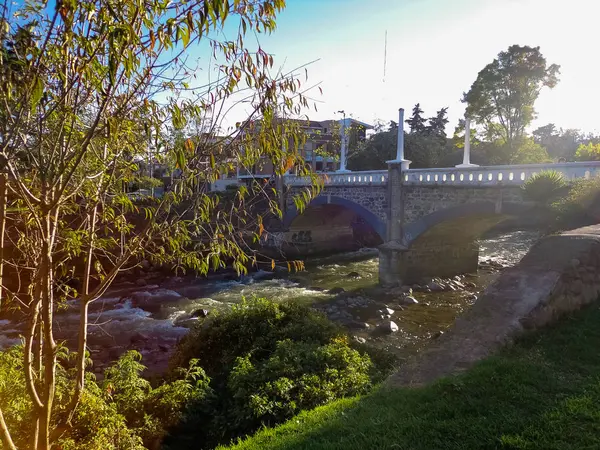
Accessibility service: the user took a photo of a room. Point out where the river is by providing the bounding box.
[0,230,540,374]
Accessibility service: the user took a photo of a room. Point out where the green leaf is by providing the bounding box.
[31,76,44,112]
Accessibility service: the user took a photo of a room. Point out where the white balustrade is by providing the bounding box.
[253,162,600,188]
[402,162,600,186]
[284,170,388,186]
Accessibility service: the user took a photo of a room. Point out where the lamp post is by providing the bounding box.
[386,107,411,170]
[336,110,350,173]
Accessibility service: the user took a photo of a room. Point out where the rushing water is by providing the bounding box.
[0,230,540,372]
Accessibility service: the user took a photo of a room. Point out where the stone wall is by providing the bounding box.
[287,185,388,223]
[387,224,600,388]
[402,185,524,224]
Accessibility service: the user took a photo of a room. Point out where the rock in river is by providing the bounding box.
[378,320,399,333]
[345,271,362,279]
[400,296,419,306]
[328,287,345,295]
[191,309,209,318]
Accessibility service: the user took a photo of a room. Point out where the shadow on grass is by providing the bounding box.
[221,304,600,450]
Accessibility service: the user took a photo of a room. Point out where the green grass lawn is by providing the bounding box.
[219,304,600,450]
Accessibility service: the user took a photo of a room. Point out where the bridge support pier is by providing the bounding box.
[379,239,479,286]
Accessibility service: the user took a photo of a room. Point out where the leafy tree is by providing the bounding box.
[512,138,552,164]
[404,133,447,168]
[575,142,600,161]
[406,103,427,134]
[0,0,318,448]
[463,45,560,150]
[347,123,396,171]
[533,124,581,161]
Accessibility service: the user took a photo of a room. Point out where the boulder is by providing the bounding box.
[346,272,362,279]
[130,289,183,313]
[130,332,150,345]
[309,286,326,292]
[384,307,395,315]
[378,320,399,333]
[191,309,209,318]
[401,296,419,306]
[349,321,370,330]
[427,281,445,292]
[328,287,345,295]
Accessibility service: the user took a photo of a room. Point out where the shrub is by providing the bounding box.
[553,176,600,228]
[0,348,208,450]
[575,142,600,161]
[165,298,390,449]
[521,170,569,205]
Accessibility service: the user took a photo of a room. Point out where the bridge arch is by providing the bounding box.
[283,195,386,241]
[402,201,532,248]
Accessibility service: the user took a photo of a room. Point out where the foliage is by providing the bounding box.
[521,170,568,205]
[0,0,319,448]
[347,125,395,170]
[463,45,560,149]
[426,107,449,140]
[575,142,600,161]
[0,348,208,450]
[512,138,552,164]
[347,107,451,170]
[166,298,389,449]
[220,304,600,450]
[533,125,592,161]
[406,103,426,134]
[404,133,448,168]
[553,176,600,228]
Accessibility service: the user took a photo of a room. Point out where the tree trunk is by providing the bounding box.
[0,172,6,310]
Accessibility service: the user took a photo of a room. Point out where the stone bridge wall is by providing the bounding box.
[402,185,524,224]
[287,185,388,223]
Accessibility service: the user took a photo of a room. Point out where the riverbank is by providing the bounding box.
[0,231,540,376]
[220,302,600,450]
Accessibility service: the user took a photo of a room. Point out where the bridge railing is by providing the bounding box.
[403,162,600,186]
[284,170,388,186]
[281,162,600,187]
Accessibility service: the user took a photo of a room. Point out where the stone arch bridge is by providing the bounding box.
[279,162,600,285]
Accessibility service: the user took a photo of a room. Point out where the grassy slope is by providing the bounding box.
[220,305,600,450]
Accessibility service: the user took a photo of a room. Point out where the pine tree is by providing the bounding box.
[427,107,449,139]
[406,103,426,134]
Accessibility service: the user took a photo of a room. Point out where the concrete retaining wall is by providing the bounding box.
[387,224,600,387]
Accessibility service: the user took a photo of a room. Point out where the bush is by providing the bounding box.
[521,170,569,205]
[575,142,600,161]
[166,298,391,449]
[0,348,208,450]
[553,176,600,228]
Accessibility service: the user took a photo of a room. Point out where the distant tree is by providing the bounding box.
[426,107,449,140]
[533,123,558,144]
[512,138,552,164]
[533,124,583,160]
[406,103,427,134]
[404,133,447,168]
[575,142,600,161]
[463,45,560,151]
[347,125,396,170]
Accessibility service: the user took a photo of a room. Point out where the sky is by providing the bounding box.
[218,0,600,135]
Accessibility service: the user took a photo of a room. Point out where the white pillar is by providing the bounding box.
[456,117,478,168]
[386,107,411,169]
[338,119,350,172]
[396,108,405,161]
